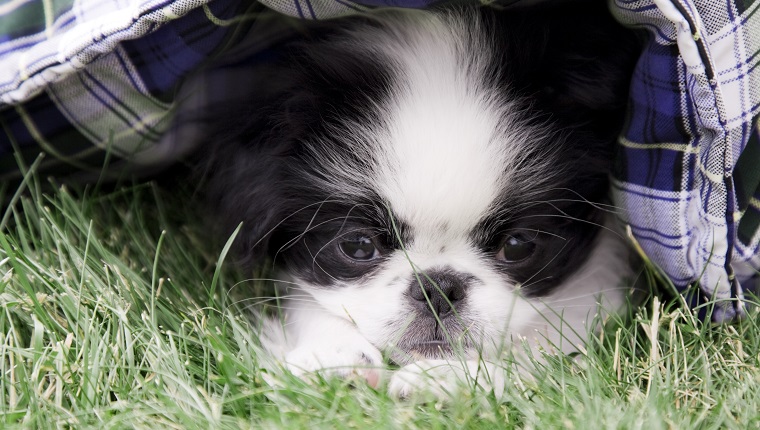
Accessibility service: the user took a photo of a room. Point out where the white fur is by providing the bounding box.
[263,220,629,388]
[256,9,632,399]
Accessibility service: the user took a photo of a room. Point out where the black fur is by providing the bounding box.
[197,1,641,297]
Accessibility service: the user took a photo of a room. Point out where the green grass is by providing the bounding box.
[1,178,760,429]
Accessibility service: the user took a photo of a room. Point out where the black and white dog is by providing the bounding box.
[201,0,640,396]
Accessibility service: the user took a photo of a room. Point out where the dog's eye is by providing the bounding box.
[339,235,380,261]
[497,233,536,262]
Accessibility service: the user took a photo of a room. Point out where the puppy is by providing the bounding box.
[201,1,640,397]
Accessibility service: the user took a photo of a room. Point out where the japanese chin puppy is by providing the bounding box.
[201,0,640,397]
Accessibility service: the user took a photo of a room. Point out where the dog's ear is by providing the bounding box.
[196,18,392,266]
[540,4,642,138]
[194,60,309,267]
[485,0,642,208]
[497,0,643,138]
[200,138,288,267]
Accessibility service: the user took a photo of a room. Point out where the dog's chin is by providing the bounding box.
[389,332,495,366]
[387,340,461,366]
[391,341,452,364]
[384,319,477,365]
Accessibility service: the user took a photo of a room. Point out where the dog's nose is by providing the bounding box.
[408,269,468,318]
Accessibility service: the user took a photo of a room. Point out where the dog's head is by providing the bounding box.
[204,3,639,363]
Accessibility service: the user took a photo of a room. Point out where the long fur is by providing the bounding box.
[198,0,641,395]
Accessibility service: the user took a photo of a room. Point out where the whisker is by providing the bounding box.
[311,226,369,263]
[508,213,624,239]
[515,240,571,288]
[305,242,343,284]
[541,287,630,304]
[237,300,325,314]
[517,275,557,292]
[233,294,317,303]
[272,209,371,266]
[507,227,566,241]
[244,196,350,252]
[529,187,623,211]
[275,206,371,256]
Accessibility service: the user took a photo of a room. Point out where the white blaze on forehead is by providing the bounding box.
[370,12,531,236]
[378,90,510,234]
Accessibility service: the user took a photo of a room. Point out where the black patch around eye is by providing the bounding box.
[279,225,387,285]
[269,200,411,287]
[476,199,605,299]
[497,233,537,262]
[339,235,379,260]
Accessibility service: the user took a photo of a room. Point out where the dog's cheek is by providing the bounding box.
[464,281,535,348]
[306,276,411,345]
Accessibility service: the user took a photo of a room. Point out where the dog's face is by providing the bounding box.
[206,5,639,363]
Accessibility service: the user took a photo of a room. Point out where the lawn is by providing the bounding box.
[1,175,759,429]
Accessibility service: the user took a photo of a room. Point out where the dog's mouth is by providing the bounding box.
[387,339,453,366]
[409,340,452,357]
[386,314,475,364]
[391,330,474,364]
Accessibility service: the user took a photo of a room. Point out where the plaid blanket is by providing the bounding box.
[0,0,758,321]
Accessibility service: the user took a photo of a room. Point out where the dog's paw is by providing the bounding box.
[285,338,384,387]
[388,359,506,400]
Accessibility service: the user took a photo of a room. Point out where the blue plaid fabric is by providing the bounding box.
[0,0,279,178]
[0,0,758,321]
[611,0,760,321]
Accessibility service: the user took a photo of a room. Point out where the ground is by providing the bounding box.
[1,178,759,429]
